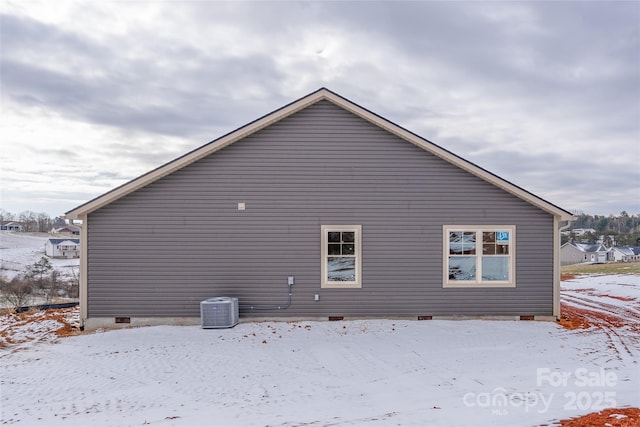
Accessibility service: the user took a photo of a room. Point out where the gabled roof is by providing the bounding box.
[612,246,635,256]
[66,87,574,221]
[563,242,609,253]
[54,224,81,232]
[48,238,80,245]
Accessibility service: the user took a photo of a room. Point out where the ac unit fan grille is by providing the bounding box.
[201,297,239,329]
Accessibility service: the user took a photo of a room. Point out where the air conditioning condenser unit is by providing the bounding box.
[201,297,239,329]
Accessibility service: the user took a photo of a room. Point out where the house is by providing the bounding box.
[0,221,23,231]
[611,246,638,262]
[561,228,596,237]
[560,242,610,265]
[45,238,81,259]
[52,224,82,235]
[65,88,574,331]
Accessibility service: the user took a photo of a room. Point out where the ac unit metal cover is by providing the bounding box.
[200,297,239,329]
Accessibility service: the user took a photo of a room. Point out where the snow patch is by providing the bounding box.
[0,276,637,426]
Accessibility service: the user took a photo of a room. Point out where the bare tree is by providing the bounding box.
[18,211,38,232]
[69,266,80,288]
[0,275,32,311]
[62,268,80,299]
[36,212,52,233]
[0,209,16,222]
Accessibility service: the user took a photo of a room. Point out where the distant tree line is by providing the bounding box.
[564,211,640,246]
[0,209,65,233]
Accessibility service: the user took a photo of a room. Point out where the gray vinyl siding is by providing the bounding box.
[87,100,555,318]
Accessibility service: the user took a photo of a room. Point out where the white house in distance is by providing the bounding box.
[560,242,609,265]
[611,246,638,262]
[52,224,82,235]
[0,221,23,231]
[561,228,596,237]
[45,238,80,259]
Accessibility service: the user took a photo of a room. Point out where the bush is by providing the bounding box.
[1,275,33,311]
[1,258,79,311]
[61,282,79,299]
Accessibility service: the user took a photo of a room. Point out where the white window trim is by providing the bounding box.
[443,225,516,288]
[321,225,362,289]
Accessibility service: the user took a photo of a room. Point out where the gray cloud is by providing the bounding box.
[1,12,287,139]
[470,149,640,215]
[322,2,639,135]
[0,2,638,216]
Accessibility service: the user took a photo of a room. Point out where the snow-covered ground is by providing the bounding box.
[0,275,638,426]
[0,231,80,280]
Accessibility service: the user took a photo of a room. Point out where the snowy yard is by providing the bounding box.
[0,231,79,281]
[1,275,638,426]
[0,231,80,308]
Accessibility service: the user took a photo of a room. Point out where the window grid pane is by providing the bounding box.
[327,231,358,257]
[447,228,513,284]
[483,243,496,255]
[462,232,476,255]
[328,232,341,243]
[483,232,495,243]
[342,232,355,243]
[327,257,356,282]
[328,244,341,255]
[449,231,462,255]
[448,256,476,281]
[482,231,510,256]
[481,256,509,281]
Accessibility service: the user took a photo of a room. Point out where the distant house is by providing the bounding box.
[561,242,610,265]
[0,221,23,231]
[65,87,574,331]
[611,246,639,262]
[562,228,596,237]
[45,238,80,259]
[53,224,81,235]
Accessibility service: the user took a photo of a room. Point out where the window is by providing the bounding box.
[443,225,515,287]
[321,225,362,288]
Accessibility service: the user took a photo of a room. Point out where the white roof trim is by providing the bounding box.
[66,88,574,221]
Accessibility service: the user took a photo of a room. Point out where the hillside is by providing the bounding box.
[0,232,80,281]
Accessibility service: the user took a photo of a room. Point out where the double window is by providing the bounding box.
[319,224,512,289]
[321,225,362,288]
[444,225,515,287]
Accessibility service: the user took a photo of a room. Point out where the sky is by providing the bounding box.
[1,1,638,218]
